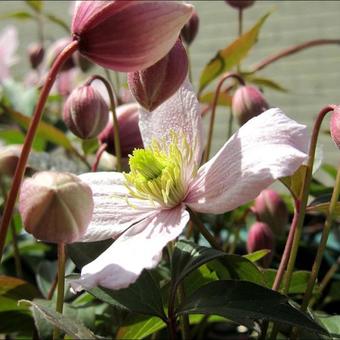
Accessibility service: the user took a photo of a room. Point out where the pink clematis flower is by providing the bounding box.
[0,26,18,82]
[70,80,309,291]
[72,1,193,72]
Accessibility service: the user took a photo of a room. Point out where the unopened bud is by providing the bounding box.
[128,40,188,111]
[180,10,199,46]
[19,171,93,244]
[253,189,288,237]
[225,0,255,10]
[247,222,274,268]
[0,145,21,177]
[63,83,109,139]
[330,107,340,149]
[98,103,143,158]
[232,85,269,126]
[28,43,44,69]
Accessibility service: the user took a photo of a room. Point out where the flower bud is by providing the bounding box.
[63,83,109,139]
[247,222,274,268]
[232,85,269,126]
[98,103,143,158]
[180,10,199,46]
[19,171,93,244]
[28,43,44,70]
[71,1,193,72]
[47,37,76,71]
[128,40,188,111]
[0,145,21,177]
[225,0,255,10]
[330,107,340,149]
[253,189,288,237]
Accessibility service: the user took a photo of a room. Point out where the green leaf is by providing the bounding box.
[313,312,340,338]
[199,12,271,93]
[280,165,308,199]
[89,270,167,320]
[306,201,340,216]
[177,280,327,335]
[0,311,34,336]
[243,249,270,262]
[25,0,44,13]
[36,260,57,298]
[0,11,34,20]
[82,138,99,155]
[243,75,288,92]
[0,128,45,151]
[200,90,232,107]
[322,164,338,179]
[19,299,97,339]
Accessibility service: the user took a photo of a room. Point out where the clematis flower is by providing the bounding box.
[70,80,309,291]
[72,1,193,72]
[0,26,18,82]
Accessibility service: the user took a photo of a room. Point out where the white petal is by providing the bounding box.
[70,205,189,291]
[139,79,204,164]
[78,171,158,242]
[185,108,309,214]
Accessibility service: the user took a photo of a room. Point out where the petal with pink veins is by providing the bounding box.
[185,108,309,214]
[139,79,204,164]
[70,204,189,291]
[78,172,158,242]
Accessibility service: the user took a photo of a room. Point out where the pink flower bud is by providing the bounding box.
[225,0,255,10]
[98,103,143,158]
[247,222,274,268]
[330,107,340,149]
[232,85,269,126]
[253,189,288,237]
[19,171,93,244]
[180,10,199,46]
[71,1,193,72]
[63,83,109,139]
[27,43,44,70]
[128,40,188,111]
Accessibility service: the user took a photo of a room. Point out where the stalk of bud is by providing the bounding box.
[247,222,275,268]
[330,107,340,149]
[63,83,109,139]
[128,40,188,111]
[225,0,255,10]
[232,85,269,126]
[28,43,44,70]
[253,189,288,237]
[180,10,199,46]
[98,103,143,158]
[19,171,93,244]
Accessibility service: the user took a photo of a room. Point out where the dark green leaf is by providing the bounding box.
[177,280,327,335]
[0,311,34,336]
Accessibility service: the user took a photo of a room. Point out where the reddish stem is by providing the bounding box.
[92,143,108,172]
[0,41,79,261]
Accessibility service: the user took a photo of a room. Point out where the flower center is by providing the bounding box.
[125,133,196,208]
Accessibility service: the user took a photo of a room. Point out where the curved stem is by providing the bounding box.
[301,164,340,311]
[252,39,340,73]
[283,105,336,294]
[202,72,245,163]
[92,143,108,172]
[87,75,122,171]
[0,40,78,262]
[272,199,300,291]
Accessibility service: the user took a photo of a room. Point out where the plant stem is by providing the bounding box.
[272,199,300,291]
[0,40,79,262]
[177,284,190,340]
[282,105,336,295]
[87,75,122,171]
[53,242,66,340]
[188,208,222,251]
[202,72,245,163]
[301,164,340,311]
[252,39,340,73]
[92,143,108,172]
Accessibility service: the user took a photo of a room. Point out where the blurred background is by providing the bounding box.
[0,0,339,165]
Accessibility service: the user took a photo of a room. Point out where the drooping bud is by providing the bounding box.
[98,103,143,158]
[247,222,274,268]
[330,107,340,149]
[180,10,199,46]
[128,40,188,111]
[225,0,255,10]
[253,189,288,237]
[63,83,109,139]
[232,85,269,126]
[71,1,193,72]
[27,43,44,70]
[19,171,93,244]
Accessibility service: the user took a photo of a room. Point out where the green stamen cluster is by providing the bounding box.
[125,135,191,208]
